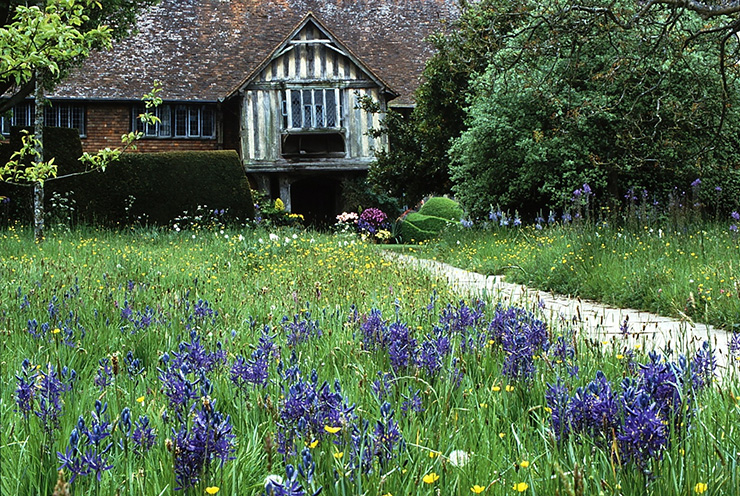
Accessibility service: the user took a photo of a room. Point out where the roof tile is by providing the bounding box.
[52,0,459,106]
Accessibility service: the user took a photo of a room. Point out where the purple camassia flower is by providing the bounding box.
[124,350,145,381]
[730,331,740,358]
[231,352,269,389]
[36,364,73,438]
[170,330,227,374]
[348,419,375,475]
[264,463,321,496]
[567,371,620,438]
[58,401,114,483]
[617,395,668,470]
[415,332,448,378]
[690,342,716,390]
[283,314,323,347]
[278,370,355,455]
[172,402,235,490]
[360,309,387,351]
[93,357,113,392]
[131,415,157,454]
[637,351,683,419]
[386,322,417,372]
[373,402,403,466]
[440,300,485,334]
[371,371,394,401]
[229,331,276,387]
[15,359,38,419]
[489,305,549,381]
[158,363,200,417]
[400,387,424,415]
[549,335,575,363]
[545,344,715,470]
[691,178,702,188]
[501,330,538,381]
[545,379,571,440]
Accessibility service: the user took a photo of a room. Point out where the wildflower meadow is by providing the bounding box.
[0,222,739,496]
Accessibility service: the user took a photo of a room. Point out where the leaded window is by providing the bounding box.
[133,104,215,138]
[282,89,341,130]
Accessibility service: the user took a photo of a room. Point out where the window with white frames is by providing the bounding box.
[281,89,341,130]
[133,104,215,138]
[2,101,85,136]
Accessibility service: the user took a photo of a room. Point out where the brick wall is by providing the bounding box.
[82,102,226,154]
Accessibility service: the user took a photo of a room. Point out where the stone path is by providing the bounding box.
[389,252,735,371]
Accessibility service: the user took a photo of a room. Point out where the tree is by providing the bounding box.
[367,0,740,215]
[450,0,740,217]
[366,0,527,206]
[0,0,160,241]
[0,0,158,114]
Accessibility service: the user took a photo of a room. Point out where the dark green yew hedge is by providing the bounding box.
[1,128,253,225]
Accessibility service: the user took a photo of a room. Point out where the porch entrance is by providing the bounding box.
[291,176,340,228]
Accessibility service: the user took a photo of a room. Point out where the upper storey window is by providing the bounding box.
[282,89,341,130]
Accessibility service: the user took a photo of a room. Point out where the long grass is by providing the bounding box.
[411,222,740,330]
[1,225,738,496]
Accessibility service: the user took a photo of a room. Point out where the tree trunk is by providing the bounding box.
[33,72,45,243]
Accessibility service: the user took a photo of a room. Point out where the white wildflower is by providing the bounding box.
[448,450,470,467]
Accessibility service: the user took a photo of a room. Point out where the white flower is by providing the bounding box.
[448,450,470,467]
[259,238,264,243]
[284,237,291,244]
[238,234,244,241]
[269,233,279,241]
[292,233,298,239]
[264,474,284,487]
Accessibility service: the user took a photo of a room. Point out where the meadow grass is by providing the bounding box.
[410,222,740,330]
[0,225,738,496]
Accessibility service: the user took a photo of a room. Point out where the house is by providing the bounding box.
[2,0,459,223]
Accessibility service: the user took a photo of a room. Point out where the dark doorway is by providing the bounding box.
[291,176,339,228]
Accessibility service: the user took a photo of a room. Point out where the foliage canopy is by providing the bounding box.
[369,0,740,217]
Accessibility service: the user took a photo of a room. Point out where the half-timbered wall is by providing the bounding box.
[241,22,386,165]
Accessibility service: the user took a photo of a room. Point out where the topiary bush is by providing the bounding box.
[418,196,464,221]
[398,197,463,242]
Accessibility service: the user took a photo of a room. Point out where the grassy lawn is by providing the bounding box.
[1,225,738,495]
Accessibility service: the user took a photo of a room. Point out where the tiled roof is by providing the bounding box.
[52,0,459,106]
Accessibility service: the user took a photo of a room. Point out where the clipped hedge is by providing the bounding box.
[398,196,464,243]
[73,150,254,225]
[418,196,464,221]
[0,126,85,221]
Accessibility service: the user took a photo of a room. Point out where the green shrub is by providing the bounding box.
[73,150,254,225]
[418,196,464,221]
[0,127,84,222]
[399,212,455,242]
[397,197,463,242]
